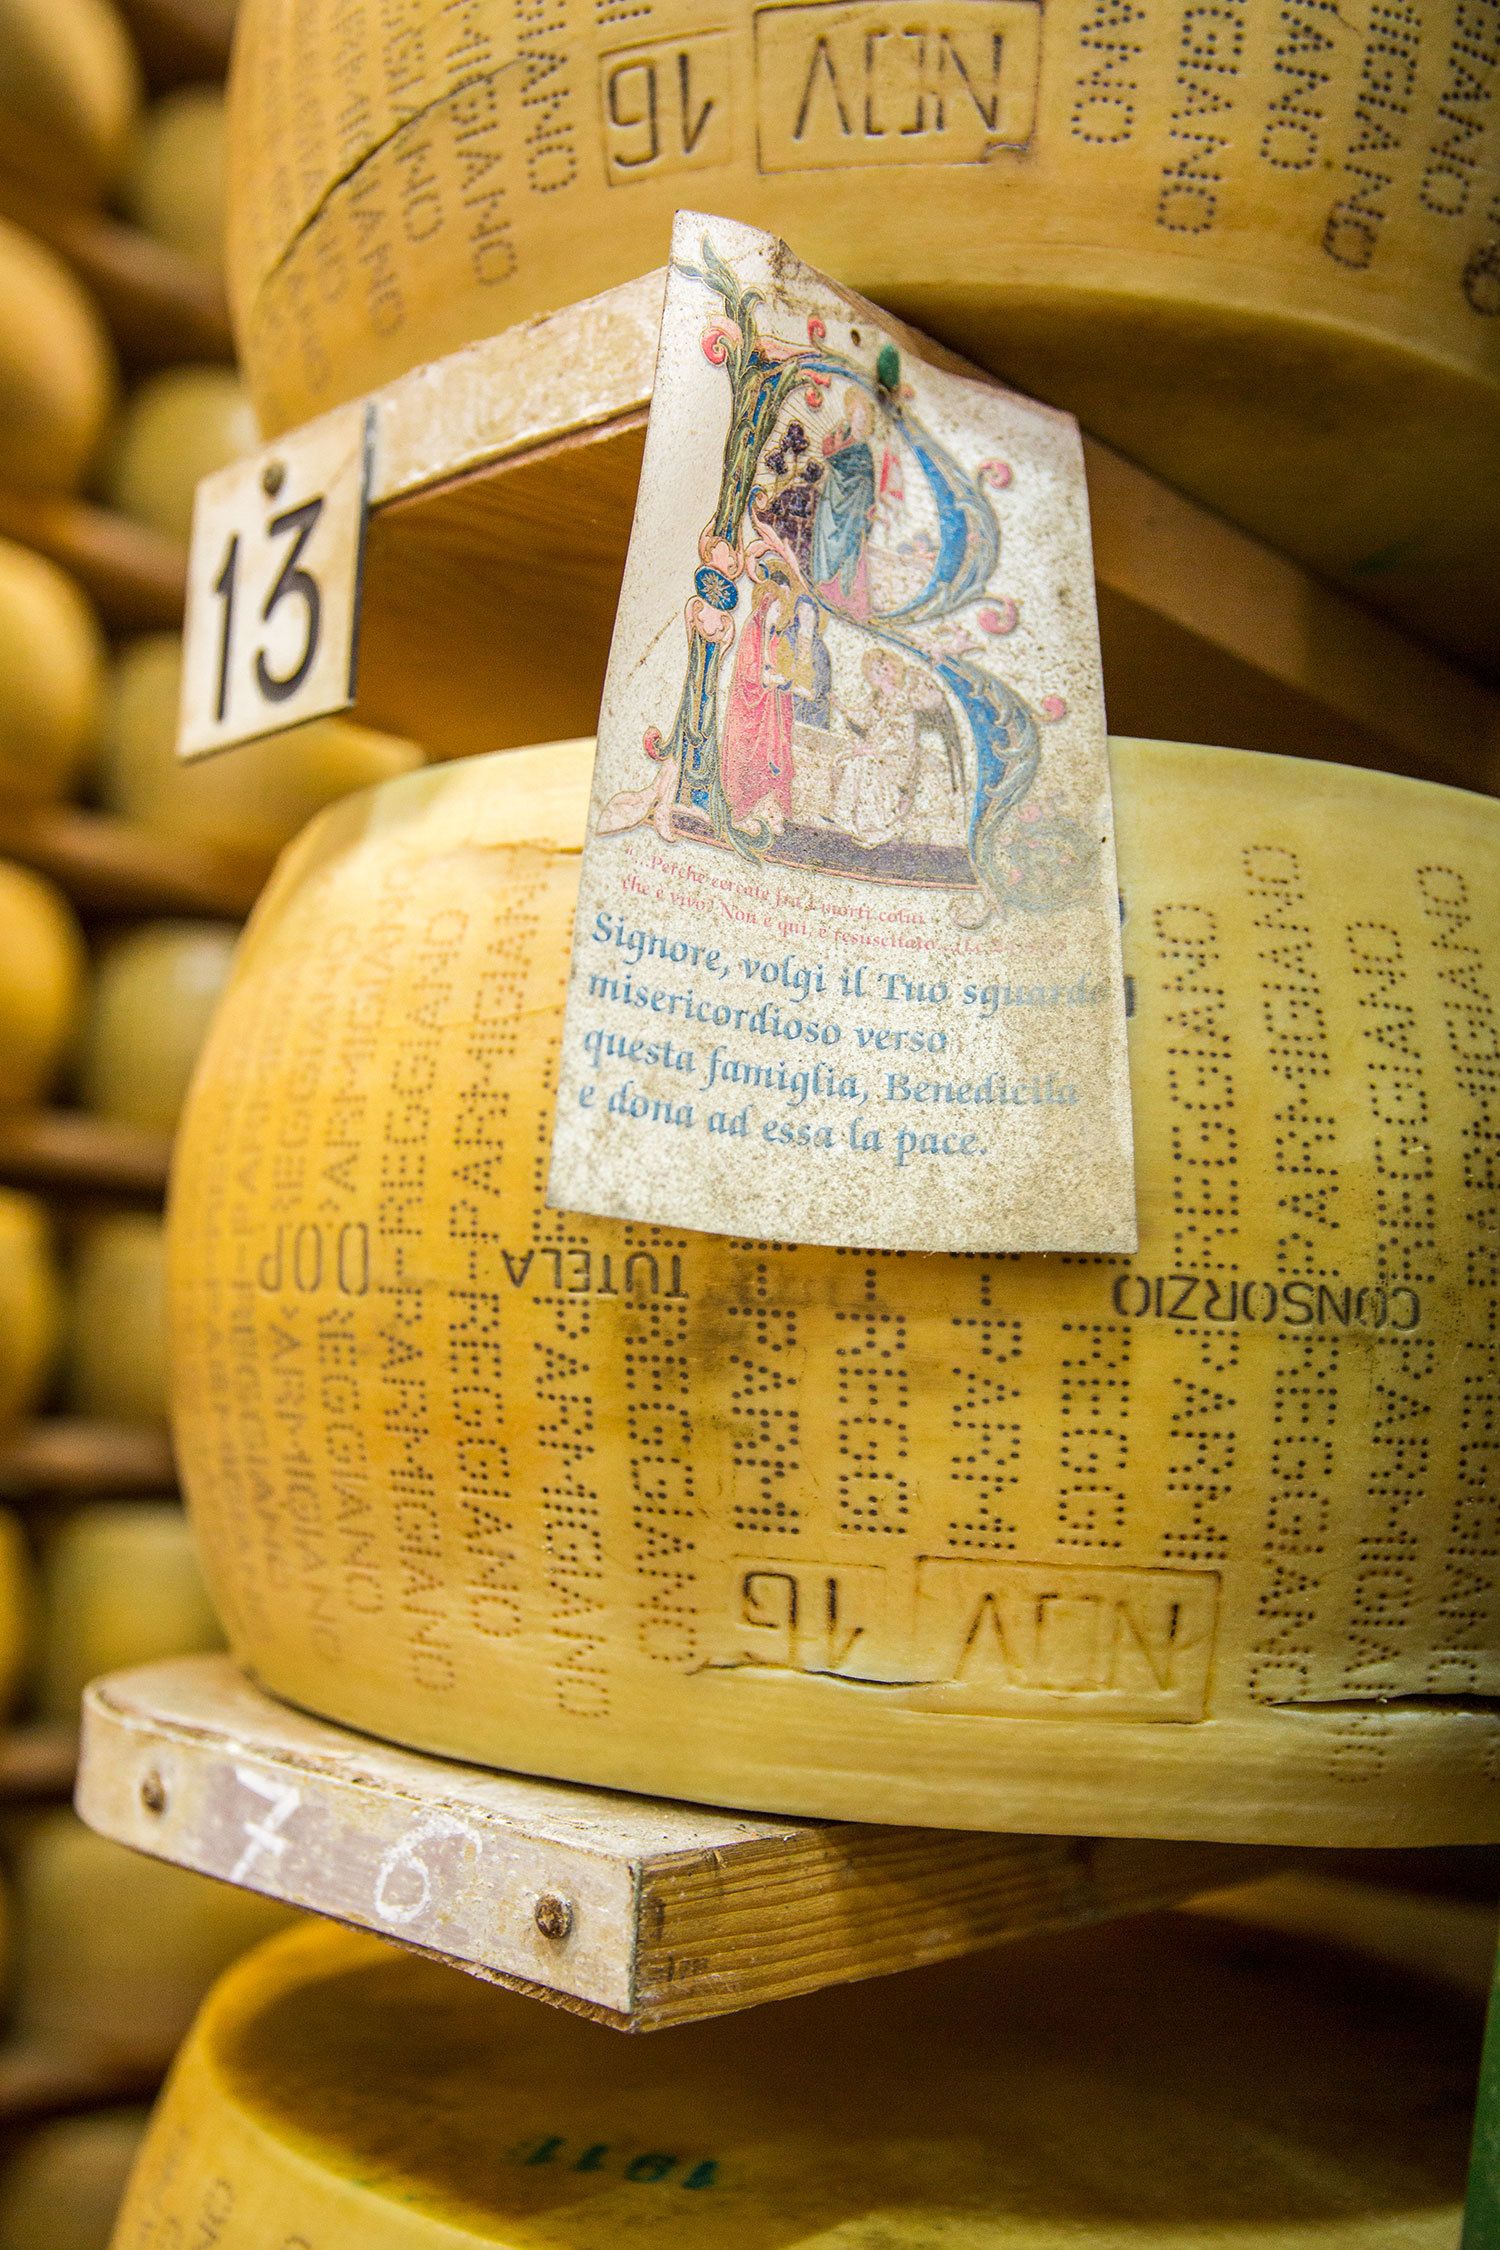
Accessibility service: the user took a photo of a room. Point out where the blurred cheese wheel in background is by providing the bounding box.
[0,1506,32,1717]
[37,1500,223,1717]
[9,1811,294,2071]
[223,0,1500,674]
[0,2108,149,2250]
[0,0,139,201]
[0,217,117,493]
[168,737,1500,1848]
[99,366,257,545]
[100,633,423,860]
[0,861,86,1109]
[0,537,104,805]
[122,85,227,271]
[114,1906,1477,2249]
[79,919,237,1133]
[0,1192,59,1434]
[67,1213,168,1423]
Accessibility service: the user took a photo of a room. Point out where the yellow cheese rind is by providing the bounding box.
[0,216,117,493]
[80,919,238,1133]
[223,0,1500,670]
[99,367,258,546]
[0,0,139,200]
[114,1909,1475,2246]
[9,1811,293,2072]
[99,633,423,860]
[121,87,226,270]
[0,538,105,806]
[67,1214,168,1423]
[0,859,86,1109]
[37,1500,222,1717]
[168,739,1500,1846]
[0,2108,148,2250]
[0,1190,60,1434]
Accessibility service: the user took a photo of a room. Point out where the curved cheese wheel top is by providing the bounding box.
[98,367,258,547]
[0,216,117,495]
[99,633,424,861]
[0,2107,148,2250]
[79,918,238,1133]
[0,1190,60,1434]
[223,0,1500,671]
[0,0,139,201]
[115,1905,1478,2248]
[121,86,227,271]
[36,1500,222,1720]
[0,860,86,1111]
[0,537,105,807]
[168,737,1500,1848]
[67,1212,168,1424]
[9,1811,295,2072]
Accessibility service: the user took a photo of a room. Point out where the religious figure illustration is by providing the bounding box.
[602,234,1095,921]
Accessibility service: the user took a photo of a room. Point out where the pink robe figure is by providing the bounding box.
[720,602,793,825]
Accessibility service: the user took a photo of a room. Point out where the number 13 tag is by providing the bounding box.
[177,400,374,762]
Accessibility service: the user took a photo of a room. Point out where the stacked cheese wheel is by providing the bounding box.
[114,1904,1478,2246]
[168,737,1500,1847]
[224,0,1500,672]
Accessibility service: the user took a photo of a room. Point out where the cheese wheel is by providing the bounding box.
[0,859,86,1109]
[121,87,226,271]
[0,216,117,493]
[0,1504,32,1716]
[224,0,1500,674]
[0,538,105,806]
[114,1905,1477,2248]
[0,0,139,201]
[37,1500,222,1718]
[0,1190,59,1434]
[99,633,423,860]
[98,368,258,547]
[79,919,238,1133]
[9,1811,293,2072]
[0,2108,148,2250]
[68,1215,168,1423]
[168,738,1500,1847]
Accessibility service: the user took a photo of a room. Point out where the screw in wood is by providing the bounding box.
[140,1770,167,1815]
[262,460,286,498]
[534,1894,574,1941]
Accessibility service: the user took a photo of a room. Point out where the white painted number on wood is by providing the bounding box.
[373,1812,484,1928]
[230,1764,302,1885]
[178,399,374,761]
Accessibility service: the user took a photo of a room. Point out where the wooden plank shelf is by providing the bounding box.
[0,172,233,370]
[0,1422,175,1501]
[0,1112,170,1199]
[0,2042,157,2125]
[0,491,185,632]
[0,1722,78,1801]
[307,271,1500,792]
[77,1656,1282,2034]
[0,802,263,918]
[118,0,235,90]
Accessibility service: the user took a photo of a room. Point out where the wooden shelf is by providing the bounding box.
[0,1422,175,1500]
[0,2042,157,2125]
[0,1112,170,1198]
[0,171,232,370]
[0,802,264,917]
[0,491,185,631]
[77,1656,1282,2034]
[318,271,1500,791]
[0,1722,78,1801]
[117,0,234,89]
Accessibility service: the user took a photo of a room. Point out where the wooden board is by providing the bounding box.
[335,272,1500,790]
[0,492,185,632]
[77,1656,1281,2033]
[117,0,234,89]
[0,1422,175,1500]
[0,802,263,918]
[0,2044,157,2125]
[0,1112,170,1198]
[0,1722,77,1800]
[0,171,232,370]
